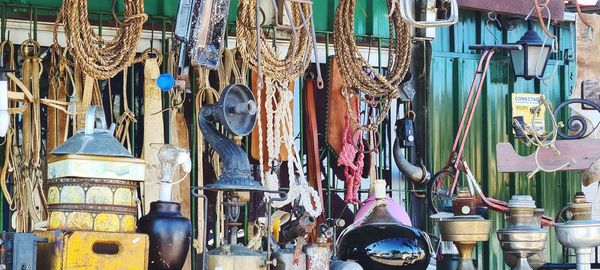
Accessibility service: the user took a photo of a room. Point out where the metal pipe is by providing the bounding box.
[393,138,430,185]
[265,190,288,270]
[575,248,593,270]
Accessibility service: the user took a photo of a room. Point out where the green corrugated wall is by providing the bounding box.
[427,10,580,269]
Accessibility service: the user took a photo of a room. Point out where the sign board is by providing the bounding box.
[512,93,546,135]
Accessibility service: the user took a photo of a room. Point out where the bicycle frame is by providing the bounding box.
[430,44,554,226]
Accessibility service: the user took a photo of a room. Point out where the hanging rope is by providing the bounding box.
[53,0,147,80]
[236,0,321,216]
[333,0,412,131]
[236,0,313,83]
[512,96,575,178]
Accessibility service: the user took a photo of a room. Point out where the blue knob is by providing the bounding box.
[157,73,176,91]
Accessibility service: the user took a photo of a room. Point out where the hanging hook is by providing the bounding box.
[574,0,595,41]
[484,12,501,45]
[150,16,155,52]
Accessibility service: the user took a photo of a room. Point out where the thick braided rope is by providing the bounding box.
[334,0,411,130]
[54,0,147,80]
[236,0,313,82]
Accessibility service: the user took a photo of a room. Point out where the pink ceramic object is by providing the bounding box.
[354,195,412,226]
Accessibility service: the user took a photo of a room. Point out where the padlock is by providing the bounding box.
[396,117,415,148]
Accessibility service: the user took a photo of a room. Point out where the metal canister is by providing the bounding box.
[47,106,145,232]
[273,249,306,270]
[305,242,331,270]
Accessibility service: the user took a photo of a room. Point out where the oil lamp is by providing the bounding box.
[497,195,548,270]
[438,189,492,270]
[555,192,600,270]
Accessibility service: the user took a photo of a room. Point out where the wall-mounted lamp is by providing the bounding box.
[508,22,552,80]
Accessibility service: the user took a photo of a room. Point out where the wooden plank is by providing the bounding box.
[496,140,600,173]
[457,0,565,21]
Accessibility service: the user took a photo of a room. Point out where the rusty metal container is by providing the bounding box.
[47,106,145,233]
[34,230,149,270]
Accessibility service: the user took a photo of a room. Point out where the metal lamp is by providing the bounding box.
[509,22,552,80]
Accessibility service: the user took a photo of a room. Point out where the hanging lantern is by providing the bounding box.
[508,22,552,80]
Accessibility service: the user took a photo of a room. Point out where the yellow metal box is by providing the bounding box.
[35,230,149,270]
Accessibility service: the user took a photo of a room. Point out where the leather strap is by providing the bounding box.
[142,56,164,214]
[304,76,326,241]
[304,77,325,215]
[47,45,68,157]
[327,57,359,156]
[194,66,220,251]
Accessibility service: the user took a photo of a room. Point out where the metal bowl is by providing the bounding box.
[439,219,492,242]
[555,221,600,249]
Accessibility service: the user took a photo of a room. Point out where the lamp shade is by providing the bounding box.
[509,24,552,80]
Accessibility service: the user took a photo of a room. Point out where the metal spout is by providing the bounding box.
[393,138,430,185]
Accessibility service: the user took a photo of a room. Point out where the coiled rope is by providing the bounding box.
[53,0,147,80]
[236,0,313,82]
[333,0,412,131]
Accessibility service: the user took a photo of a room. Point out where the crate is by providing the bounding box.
[35,231,149,270]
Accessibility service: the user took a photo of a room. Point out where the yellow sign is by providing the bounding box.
[512,93,546,135]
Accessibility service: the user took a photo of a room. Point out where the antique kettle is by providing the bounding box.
[337,180,432,270]
[47,106,144,233]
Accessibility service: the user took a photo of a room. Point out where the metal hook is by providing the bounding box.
[150,16,155,52]
[28,4,33,40]
[294,0,323,88]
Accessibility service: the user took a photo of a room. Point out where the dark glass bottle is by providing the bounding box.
[138,201,192,270]
[337,205,431,270]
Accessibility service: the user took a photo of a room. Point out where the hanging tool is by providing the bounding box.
[175,0,232,70]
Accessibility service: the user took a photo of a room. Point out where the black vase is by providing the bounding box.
[138,201,192,270]
[337,205,432,270]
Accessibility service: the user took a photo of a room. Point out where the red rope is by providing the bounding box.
[338,111,364,204]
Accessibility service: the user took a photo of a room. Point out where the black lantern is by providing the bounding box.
[509,22,552,80]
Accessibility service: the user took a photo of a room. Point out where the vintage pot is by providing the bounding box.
[48,106,145,233]
[137,201,192,270]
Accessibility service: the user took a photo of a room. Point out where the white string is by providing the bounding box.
[262,79,322,217]
[512,96,576,178]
